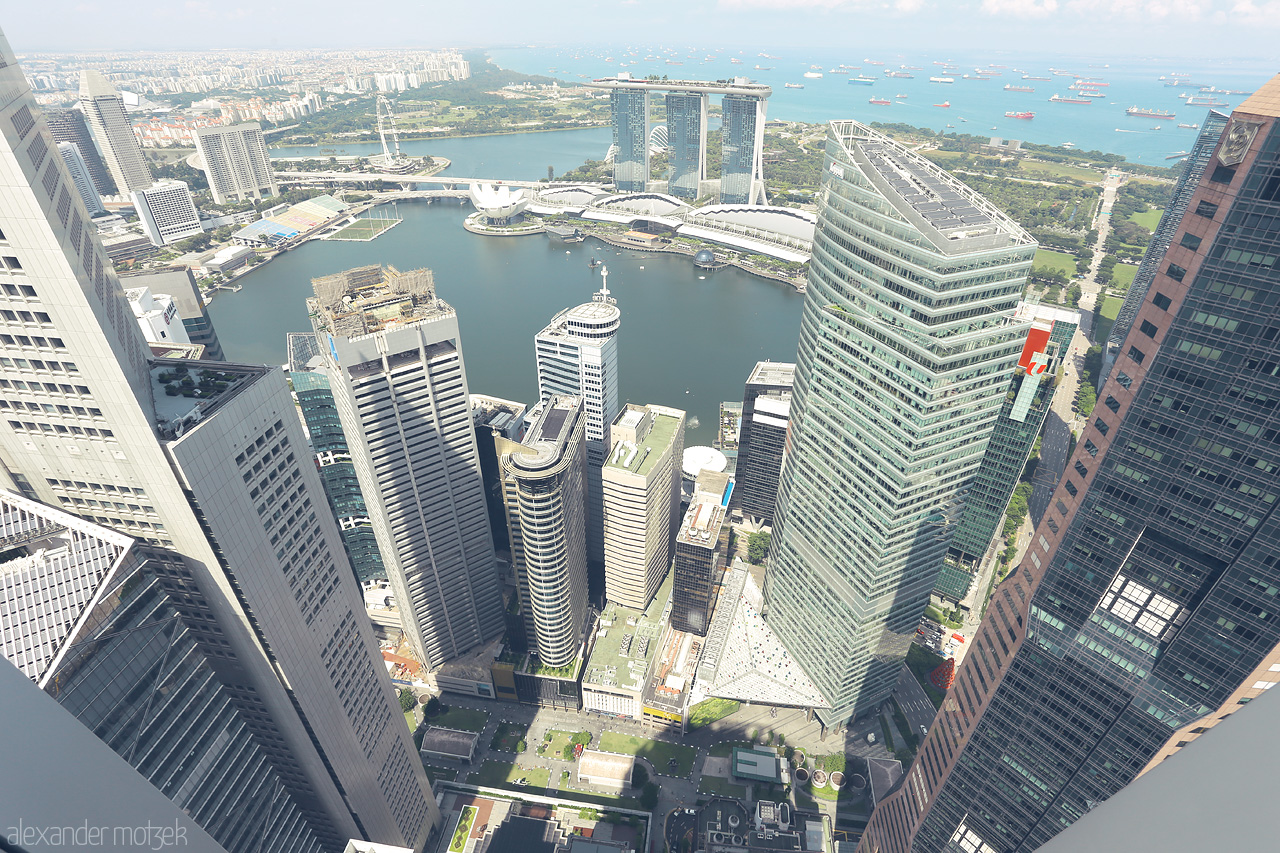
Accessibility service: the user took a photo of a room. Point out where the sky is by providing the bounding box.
[5,0,1280,59]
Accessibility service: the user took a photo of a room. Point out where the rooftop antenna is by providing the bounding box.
[595,265,616,304]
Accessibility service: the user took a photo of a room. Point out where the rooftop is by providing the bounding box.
[583,572,671,692]
[677,498,726,549]
[747,361,796,388]
[1238,73,1280,118]
[578,749,635,783]
[585,74,772,98]
[418,726,479,759]
[309,264,453,339]
[605,410,681,478]
[509,396,581,474]
[150,360,266,440]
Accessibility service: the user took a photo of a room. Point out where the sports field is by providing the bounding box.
[328,216,401,241]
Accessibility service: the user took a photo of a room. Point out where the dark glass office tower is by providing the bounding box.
[610,88,649,192]
[671,470,731,635]
[863,79,1280,853]
[733,361,794,525]
[934,306,1078,604]
[721,94,763,204]
[665,92,706,200]
[43,106,116,196]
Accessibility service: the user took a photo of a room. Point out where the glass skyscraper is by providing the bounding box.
[610,88,648,192]
[720,94,764,204]
[665,91,706,200]
[862,78,1280,853]
[733,360,794,526]
[764,121,1035,724]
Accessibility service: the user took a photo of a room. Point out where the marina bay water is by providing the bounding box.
[207,182,803,446]
[490,46,1275,165]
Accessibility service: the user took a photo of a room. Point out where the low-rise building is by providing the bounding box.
[125,285,191,345]
[577,750,635,792]
[419,727,480,764]
[695,798,831,853]
[582,573,671,721]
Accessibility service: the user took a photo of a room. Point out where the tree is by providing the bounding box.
[547,165,554,181]
[423,696,442,718]
[640,782,660,810]
[747,531,771,565]
[632,762,649,789]
[398,689,416,713]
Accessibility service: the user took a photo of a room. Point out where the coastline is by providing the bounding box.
[270,122,609,150]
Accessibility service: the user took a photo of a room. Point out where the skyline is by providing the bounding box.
[5,2,1280,59]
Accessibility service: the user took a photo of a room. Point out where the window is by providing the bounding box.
[1128,346,1146,365]
[1179,232,1202,251]
[1084,440,1099,457]
[1057,499,1068,516]
[1064,481,1079,497]
[1095,418,1110,436]
[1166,263,1187,282]
[1210,164,1235,184]
[1105,395,1121,413]
[1116,371,1132,390]
[1261,173,1280,203]
[1194,200,1219,219]
[1152,292,1172,311]
[1140,320,1159,338]
[1074,460,1089,478]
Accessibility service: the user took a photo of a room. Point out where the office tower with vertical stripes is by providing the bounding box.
[665,91,707,200]
[44,106,115,196]
[610,87,649,192]
[58,141,106,216]
[764,121,1034,725]
[195,121,279,205]
[733,360,794,525]
[720,93,767,204]
[862,77,1280,853]
[79,69,152,194]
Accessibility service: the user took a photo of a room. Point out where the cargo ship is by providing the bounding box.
[886,70,913,78]
[869,96,891,105]
[934,100,951,108]
[1050,94,1092,104]
[803,71,823,78]
[784,83,804,89]
[1185,96,1228,107]
[865,59,885,66]
[849,76,876,85]
[1005,111,1035,119]
[930,76,955,83]
[1024,75,1051,81]
[1127,106,1176,119]
[1078,90,1106,98]
[1005,84,1034,92]
[1177,122,1200,129]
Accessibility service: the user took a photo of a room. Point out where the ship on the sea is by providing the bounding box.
[784,82,804,89]
[930,76,954,83]
[1005,111,1035,119]
[1185,96,1228,107]
[865,59,885,65]
[1127,106,1176,119]
[1024,75,1051,81]
[849,76,876,85]
[1079,90,1106,98]
[1177,122,1200,129]
[1005,84,1035,92]
[886,70,913,78]
[1050,94,1092,104]
[934,100,951,108]
[803,71,823,78]
[869,96,891,105]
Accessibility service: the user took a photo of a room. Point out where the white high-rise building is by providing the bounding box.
[132,179,203,246]
[57,141,106,216]
[79,68,152,194]
[534,269,621,572]
[125,285,191,345]
[601,403,685,609]
[0,30,437,851]
[194,122,279,204]
[309,264,505,671]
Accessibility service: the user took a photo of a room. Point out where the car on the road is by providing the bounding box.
[920,725,928,737]
[866,732,877,744]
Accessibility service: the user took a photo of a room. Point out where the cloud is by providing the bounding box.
[979,0,1059,16]
[1228,0,1280,21]
[1065,0,1204,17]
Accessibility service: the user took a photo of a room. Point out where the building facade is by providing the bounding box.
[132,179,203,246]
[671,469,731,635]
[601,403,685,609]
[0,36,437,850]
[733,361,794,525]
[120,268,225,360]
[764,121,1035,724]
[496,395,589,668]
[79,69,152,194]
[861,79,1280,853]
[934,304,1079,604]
[124,284,191,345]
[665,91,707,200]
[720,93,766,205]
[44,106,116,196]
[309,265,504,670]
[534,271,621,577]
[58,141,107,216]
[195,121,279,205]
[610,88,649,192]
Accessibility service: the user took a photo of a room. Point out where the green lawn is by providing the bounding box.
[794,787,819,811]
[469,760,549,792]
[425,706,488,733]
[1111,262,1138,290]
[688,698,741,730]
[539,729,588,760]
[905,644,947,709]
[1034,249,1078,277]
[697,775,748,798]
[1094,295,1124,348]
[449,805,476,853]
[404,710,417,732]
[598,732,697,777]
[1128,207,1163,231]
[1019,160,1104,183]
[489,721,528,753]
[709,740,755,758]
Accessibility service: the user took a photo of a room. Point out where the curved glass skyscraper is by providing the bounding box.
[764,121,1036,723]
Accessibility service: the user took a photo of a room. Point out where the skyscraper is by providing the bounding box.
[609,86,649,192]
[601,403,685,609]
[58,141,106,216]
[534,270,621,576]
[933,303,1078,604]
[665,91,706,200]
[764,121,1035,724]
[496,395,589,668]
[44,106,116,196]
[861,78,1280,853]
[195,122,279,205]
[733,360,794,525]
[309,264,504,670]
[671,469,731,635]
[132,179,203,246]
[0,33,436,849]
[720,93,766,204]
[79,69,152,194]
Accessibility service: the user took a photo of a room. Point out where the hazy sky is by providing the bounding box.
[5,1,1280,59]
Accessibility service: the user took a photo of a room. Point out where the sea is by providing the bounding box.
[489,45,1276,166]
